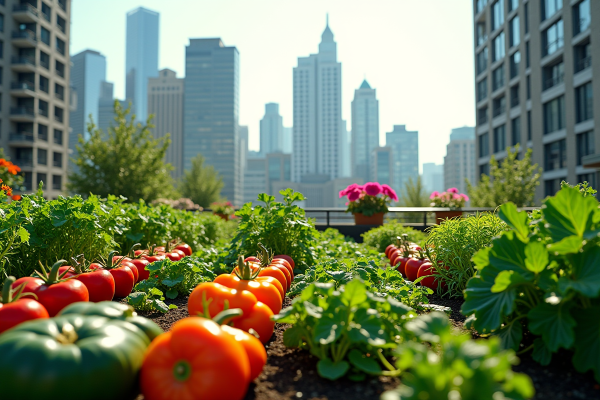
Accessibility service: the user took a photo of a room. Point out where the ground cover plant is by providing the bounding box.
[362,221,426,253]
[462,185,600,381]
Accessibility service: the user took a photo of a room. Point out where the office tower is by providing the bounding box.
[474,0,600,200]
[422,162,445,194]
[243,158,266,205]
[97,81,129,135]
[148,69,184,179]
[292,18,343,182]
[371,147,393,187]
[260,103,283,155]
[266,152,291,194]
[125,7,159,122]
[239,125,249,168]
[444,126,476,196]
[184,38,240,205]
[0,0,71,198]
[386,125,419,194]
[340,120,351,177]
[282,126,292,153]
[351,79,379,182]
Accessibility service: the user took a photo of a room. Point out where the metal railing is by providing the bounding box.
[11,56,36,67]
[543,73,564,90]
[38,131,48,141]
[54,134,63,145]
[574,18,591,36]
[15,158,33,167]
[575,56,592,73]
[12,30,37,41]
[10,107,35,117]
[493,104,506,117]
[39,108,49,117]
[9,133,34,142]
[54,115,63,123]
[53,160,62,168]
[11,81,35,91]
[12,4,38,16]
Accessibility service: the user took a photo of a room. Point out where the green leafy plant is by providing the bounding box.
[361,222,426,253]
[126,287,176,314]
[178,154,224,208]
[381,312,534,400]
[561,180,597,197]
[274,279,415,381]
[462,186,600,381]
[211,201,235,217]
[425,213,508,297]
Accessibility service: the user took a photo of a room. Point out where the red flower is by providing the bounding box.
[12,195,22,201]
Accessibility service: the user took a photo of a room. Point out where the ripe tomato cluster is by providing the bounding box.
[386,235,445,291]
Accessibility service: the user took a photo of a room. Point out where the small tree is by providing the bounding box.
[399,176,430,207]
[178,154,224,208]
[467,145,541,207]
[68,101,176,202]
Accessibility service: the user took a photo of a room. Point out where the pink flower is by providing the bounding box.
[447,188,459,194]
[339,189,347,198]
[340,183,363,198]
[364,182,383,196]
[430,191,440,200]
[453,194,462,200]
[461,194,469,201]
[347,189,361,202]
[381,184,398,201]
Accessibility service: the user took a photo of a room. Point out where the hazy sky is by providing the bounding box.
[71,0,475,170]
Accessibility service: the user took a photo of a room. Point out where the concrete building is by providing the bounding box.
[148,68,184,179]
[474,0,600,200]
[292,18,344,182]
[260,103,283,155]
[271,176,361,208]
[243,158,266,205]
[351,79,379,182]
[340,120,351,177]
[183,38,241,205]
[371,147,393,187]
[282,126,292,154]
[0,0,71,198]
[444,126,476,195]
[97,81,129,136]
[125,7,159,122]
[266,152,291,194]
[386,125,419,194]
[422,163,445,194]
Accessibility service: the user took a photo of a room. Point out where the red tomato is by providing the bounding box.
[122,260,139,283]
[70,265,115,302]
[389,249,401,264]
[270,259,294,280]
[393,255,411,278]
[112,255,132,264]
[417,262,443,290]
[12,277,89,317]
[385,245,397,258]
[154,246,166,253]
[0,298,49,333]
[273,255,294,270]
[173,249,186,258]
[165,252,182,261]
[131,258,151,281]
[109,266,135,298]
[232,302,275,344]
[244,256,260,263]
[175,243,193,256]
[134,249,149,257]
[405,257,428,282]
[142,254,166,264]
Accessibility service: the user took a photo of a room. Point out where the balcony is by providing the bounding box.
[8,133,35,146]
[39,108,49,118]
[12,4,39,23]
[574,18,591,37]
[10,81,36,96]
[575,56,592,74]
[38,131,48,141]
[9,107,36,122]
[11,56,37,72]
[12,30,37,47]
[58,0,66,11]
[543,73,564,91]
[493,105,506,118]
[15,158,34,168]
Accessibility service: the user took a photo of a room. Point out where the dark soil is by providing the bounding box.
[130,294,600,400]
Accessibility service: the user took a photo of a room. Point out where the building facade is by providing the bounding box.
[125,7,159,123]
[371,146,393,187]
[183,38,241,205]
[351,79,379,182]
[423,162,445,194]
[474,0,600,200]
[282,126,292,153]
[243,158,266,205]
[0,0,71,198]
[444,126,476,195]
[386,125,419,194]
[260,103,283,155]
[148,68,184,179]
[292,19,343,182]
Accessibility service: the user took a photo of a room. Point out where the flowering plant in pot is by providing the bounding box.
[430,188,468,224]
[211,201,235,220]
[339,182,398,225]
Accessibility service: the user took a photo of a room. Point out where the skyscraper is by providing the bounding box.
[183,38,241,205]
[125,7,159,122]
[148,69,184,179]
[371,147,393,187]
[292,17,343,182]
[386,125,419,194]
[422,162,445,194]
[260,103,283,155]
[282,127,293,154]
[444,126,475,196]
[351,79,379,182]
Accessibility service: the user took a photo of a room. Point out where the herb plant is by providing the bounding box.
[462,186,600,381]
[361,222,426,253]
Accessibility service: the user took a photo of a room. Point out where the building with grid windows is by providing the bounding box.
[444,126,476,196]
[260,103,284,155]
[474,0,600,200]
[351,79,379,183]
[386,125,419,195]
[0,0,71,198]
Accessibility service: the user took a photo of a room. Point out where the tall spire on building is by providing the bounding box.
[321,13,334,42]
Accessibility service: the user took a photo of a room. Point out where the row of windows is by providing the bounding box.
[20,171,63,192]
[478,0,588,28]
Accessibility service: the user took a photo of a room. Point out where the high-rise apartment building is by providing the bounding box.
[260,103,283,155]
[125,7,159,123]
[444,126,476,196]
[371,147,393,187]
[474,0,600,200]
[183,38,241,205]
[292,19,343,182]
[386,125,419,194]
[148,68,184,179]
[0,0,71,198]
[351,79,379,182]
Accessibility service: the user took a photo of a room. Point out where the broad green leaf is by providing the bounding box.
[272,306,298,324]
[303,301,323,318]
[153,299,169,313]
[282,325,304,347]
[502,373,536,400]
[386,296,413,315]
[528,303,575,352]
[542,186,597,241]
[317,359,349,380]
[348,349,382,374]
[162,276,184,287]
[348,308,385,345]
[472,247,491,270]
[532,338,552,365]
[524,241,549,273]
[495,320,523,351]
[559,246,600,298]
[547,236,583,255]
[572,307,600,382]
[342,279,367,307]
[314,315,342,345]
[168,304,178,310]
[488,232,533,280]
[492,270,529,292]
[499,202,530,241]
[405,312,450,343]
[165,289,178,299]
[18,226,30,243]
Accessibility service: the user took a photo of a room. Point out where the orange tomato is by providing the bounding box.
[232,302,275,344]
[270,258,294,279]
[221,325,267,381]
[273,255,295,270]
[188,282,257,318]
[267,263,291,290]
[214,274,282,314]
[257,267,287,295]
[256,276,284,300]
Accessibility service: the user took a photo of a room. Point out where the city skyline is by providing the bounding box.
[70,0,476,172]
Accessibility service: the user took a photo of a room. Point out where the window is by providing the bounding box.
[476,22,487,46]
[544,96,565,134]
[545,178,562,197]
[542,0,563,21]
[23,172,33,191]
[526,75,531,99]
[40,27,50,45]
[492,0,505,30]
[40,51,50,69]
[55,61,65,78]
[510,84,519,108]
[57,15,66,33]
[52,175,62,191]
[477,79,488,102]
[511,117,521,145]
[39,75,49,93]
[55,83,64,100]
[492,64,505,91]
[37,173,47,187]
[508,0,518,12]
[37,149,47,165]
[493,96,506,117]
[576,82,593,123]
[39,99,49,117]
[480,163,490,177]
[493,32,505,61]
[0,12,4,32]
[480,132,490,157]
[524,2,529,33]
[573,0,591,35]
[58,0,66,11]
[543,61,564,90]
[54,129,63,145]
[493,125,506,152]
[55,37,65,55]
[510,51,521,78]
[543,20,564,57]
[575,42,592,73]
[0,40,3,59]
[476,0,488,14]
[527,111,532,140]
[41,2,51,21]
[53,152,62,168]
[577,131,594,165]
[54,107,64,123]
[478,106,489,124]
[477,48,488,75]
[509,16,520,47]
[525,42,530,68]
[544,139,567,170]
[38,124,48,141]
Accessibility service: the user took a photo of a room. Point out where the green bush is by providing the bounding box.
[425,213,507,297]
[361,221,426,253]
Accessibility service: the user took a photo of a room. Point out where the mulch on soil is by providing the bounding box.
[130,294,600,400]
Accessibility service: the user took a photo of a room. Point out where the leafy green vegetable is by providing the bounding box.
[126,287,177,314]
[361,221,426,253]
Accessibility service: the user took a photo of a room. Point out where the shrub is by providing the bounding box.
[361,221,426,253]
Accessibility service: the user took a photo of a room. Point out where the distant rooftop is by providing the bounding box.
[127,7,159,16]
[359,79,371,89]
[450,126,475,141]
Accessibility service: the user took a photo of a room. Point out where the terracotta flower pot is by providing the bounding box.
[353,212,385,226]
[435,210,463,224]
[215,212,229,221]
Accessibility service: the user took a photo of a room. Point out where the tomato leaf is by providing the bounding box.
[405,312,450,343]
[317,359,349,380]
[528,303,575,352]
